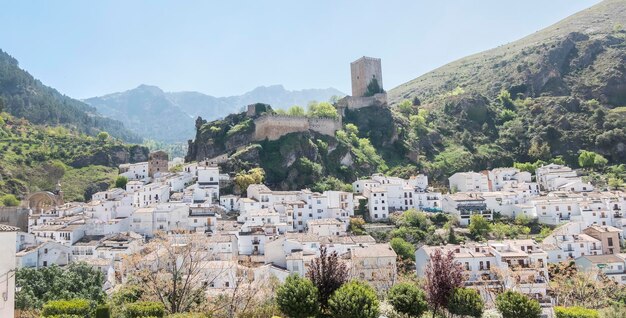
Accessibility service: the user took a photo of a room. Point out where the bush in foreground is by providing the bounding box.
[124,301,165,318]
[276,274,319,318]
[387,282,428,317]
[496,291,541,318]
[447,287,484,318]
[41,299,91,317]
[328,280,379,318]
[555,306,599,318]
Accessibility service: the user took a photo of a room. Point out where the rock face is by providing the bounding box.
[186,105,398,190]
[70,145,149,168]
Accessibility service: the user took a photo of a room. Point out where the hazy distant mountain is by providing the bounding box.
[85,84,344,142]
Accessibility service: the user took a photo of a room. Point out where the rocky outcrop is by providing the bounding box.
[70,145,149,168]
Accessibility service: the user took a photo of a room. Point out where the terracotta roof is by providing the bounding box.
[0,224,20,232]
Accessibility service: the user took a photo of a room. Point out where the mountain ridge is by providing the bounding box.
[84,84,345,143]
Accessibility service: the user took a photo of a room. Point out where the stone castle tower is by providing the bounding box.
[148,150,169,177]
[350,56,383,97]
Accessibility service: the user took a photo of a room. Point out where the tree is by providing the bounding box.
[364,78,383,97]
[608,177,624,190]
[348,217,366,235]
[578,150,601,169]
[306,246,349,309]
[307,101,338,119]
[390,237,415,261]
[424,249,464,317]
[468,215,491,240]
[97,131,109,141]
[276,274,319,318]
[496,291,541,318]
[593,154,608,168]
[287,105,305,116]
[328,280,379,318]
[398,99,414,116]
[115,176,129,189]
[447,226,458,244]
[447,288,484,318]
[1,194,20,206]
[16,263,106,310]
[387,282,428,317]
[234,168,265,195]
[123,233,227,313]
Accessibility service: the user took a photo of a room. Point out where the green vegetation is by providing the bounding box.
[115,175,129,189]
[276,274,319,318]
[0,112,146,201]
[328,280,379,318]
[307,101,339,119]
[496,291,541,318]
[387,282,428,317]
[555,306,599,318]
[234,168,265,194]
[41,299,92,317]
[15,263,106,310]
[447,288,484,318]
[124,301,166,318]
[0,193,19,206]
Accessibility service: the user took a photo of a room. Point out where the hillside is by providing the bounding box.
[186,0,626,189]
[85,85,344,142]
[0,49,140,143]
[186,104,401,191]
[0,112,149,202]
[385,0,626,179]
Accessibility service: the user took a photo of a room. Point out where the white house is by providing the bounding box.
[575,254,626,285]
[0,225,19,318]
[449,172,490,193]
[442,193,491,226]
[16,241,70,268]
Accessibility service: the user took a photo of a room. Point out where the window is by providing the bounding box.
[608,238,614,247]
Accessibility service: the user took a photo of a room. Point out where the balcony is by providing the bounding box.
[252,239,260,245]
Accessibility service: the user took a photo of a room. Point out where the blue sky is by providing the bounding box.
[0,0,600,98]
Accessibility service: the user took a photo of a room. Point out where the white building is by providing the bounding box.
[307,218,346,236]
[416,240,549,299]
[442,193,491,226]
[575,254,626,285]
[16,241,70,268]
[119,162,149,181]
[489,168,532,191]
[0,225,19,318]
[449,172,490,193]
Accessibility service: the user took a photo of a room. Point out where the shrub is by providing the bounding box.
[387,282,428,317]
[0,193,20,206]
[124,301,165,318]
[495,291,541,318]
[554,306,599,318]
[276,274,319,318]
[41,299,92,317]
[328,280,379,318]
[447,288,484,318]
[95,304,111,318]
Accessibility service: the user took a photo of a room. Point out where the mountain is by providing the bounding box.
[186,0,626,191]
[83,85,196,144]
[383,0,626,180]
[85,85,345,142]
[0,49,140,143]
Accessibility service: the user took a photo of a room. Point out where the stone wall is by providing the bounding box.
[254,115,341,141]
[337,92,388,111]
[0,207,29,232]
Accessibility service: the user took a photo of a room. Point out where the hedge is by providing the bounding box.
[124,301,166,318]
[555,306,599,318]
[41,299,92,317]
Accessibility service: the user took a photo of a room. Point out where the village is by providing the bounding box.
[1,147,625,316]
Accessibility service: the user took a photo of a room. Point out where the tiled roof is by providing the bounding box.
[0,224,21,232]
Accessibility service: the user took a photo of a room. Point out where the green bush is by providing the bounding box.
[276,274,319,318]
[328,280,379,318]
[555,306,599,318]
[124,301,166,318]
[95,304,111,318]
[41,299,92,317]
[387,282,428,317]
[496,291,541,318]
[447,287,484,318]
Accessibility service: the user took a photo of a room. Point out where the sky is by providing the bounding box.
[0,0,601,99]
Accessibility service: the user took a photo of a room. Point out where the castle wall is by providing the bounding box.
[351,57,383,97]
[254,115,341,141]
[254,115,310,141]
[337,92,388,110]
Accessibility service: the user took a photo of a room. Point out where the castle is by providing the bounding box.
[251,56,387,141]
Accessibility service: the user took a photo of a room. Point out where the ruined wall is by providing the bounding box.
[309,117,342,136]
[254,115,310,141]
[337,92,388,111]
[0,207,29,232]
[254,115,341,141]
[351,57,383,97]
